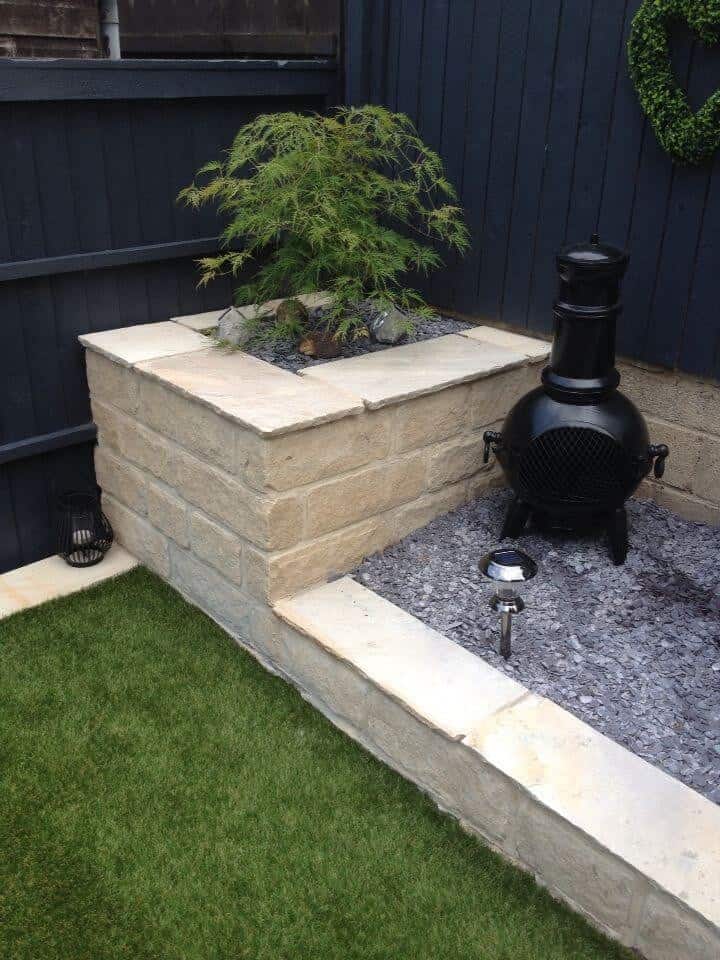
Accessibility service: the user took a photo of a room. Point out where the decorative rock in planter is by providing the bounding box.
[217,306,254,348]
[369,306,409,345]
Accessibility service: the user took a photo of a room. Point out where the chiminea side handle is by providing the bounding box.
[483,430,503,464]
[648,443,669,479]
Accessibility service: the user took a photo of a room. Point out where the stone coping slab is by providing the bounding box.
[80,321,208,368]
[136,347,364,437]
[80,319,539,437]
[274,576,720,960]
[274,577,526,739]
[0,547,138,619]
[459,325,551,361]
[298,334,525,409]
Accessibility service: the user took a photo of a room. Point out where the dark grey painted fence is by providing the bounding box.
[346,0,720,381]
[0,58,338,574]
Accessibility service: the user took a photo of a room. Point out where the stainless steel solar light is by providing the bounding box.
[479,548,537,660]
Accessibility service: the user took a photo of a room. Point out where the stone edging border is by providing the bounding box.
[269,577,720,960]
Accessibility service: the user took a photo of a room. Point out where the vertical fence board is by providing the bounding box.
[448,0,503,313]
[346,0,719,380]
[501,0,563,329]
[474,0,533,321]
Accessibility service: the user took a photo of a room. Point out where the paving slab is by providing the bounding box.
[274,577,526,741]
[298,334,524,409]
[459,325,550,361]
[80,321,208,367]
[0,547,138,619]
[466,693,720,934]
[136,347,364,437]
[171,309,228,332]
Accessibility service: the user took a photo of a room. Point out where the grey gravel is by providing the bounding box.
[356,490,720,803]
[245,314,473,373]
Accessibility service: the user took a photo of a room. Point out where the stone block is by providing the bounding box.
[427,434,489,490]
[102,494,169,577]
[147,482,189,547]
[365,688,519,844]
[275,617,373,732]
[80,321,207,367]
[86,351,139,415]
[274,578,525,738]
[648,483,720,525]
[137,347,363,437]
[514,801,640,939]
[168,543,251,641]
[619,361,720,438]
[645,417,702,493]
[256,410,392,493]
[692,433,720,505]
[459,325,550,361]
[465,693,720,940]
[394,384,471,452]
[470,364,539,428]
[190,511,243,586]
[261,515,394,600]
[300,334,524,409]
[172,448,303,550]
[94,446,147,515]
[305,453,426,538]
[393,481,467,541]
[636,891,720,960]
[138,377,239,473]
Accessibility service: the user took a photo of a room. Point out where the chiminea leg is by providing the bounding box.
[501,497,530,539]
[607,507,628,565]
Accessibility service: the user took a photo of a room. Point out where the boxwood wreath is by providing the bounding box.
[628,0,720,165]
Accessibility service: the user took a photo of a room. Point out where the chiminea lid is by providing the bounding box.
[558,234,628,272]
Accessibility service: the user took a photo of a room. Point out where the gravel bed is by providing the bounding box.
[356,490,720,803]
[245,316,472,373]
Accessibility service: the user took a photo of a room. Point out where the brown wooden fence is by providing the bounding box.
[0,0,100,58]
[118,0,340,57]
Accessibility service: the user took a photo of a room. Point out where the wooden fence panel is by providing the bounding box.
[0,58,337,574]
[118,0,340,57]
[345,0,720,380]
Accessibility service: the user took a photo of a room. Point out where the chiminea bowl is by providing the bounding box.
[483,235,668,564]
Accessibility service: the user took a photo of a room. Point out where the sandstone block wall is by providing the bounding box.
[85,348,539,651]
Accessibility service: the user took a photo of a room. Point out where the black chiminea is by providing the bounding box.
[483,235,669,564]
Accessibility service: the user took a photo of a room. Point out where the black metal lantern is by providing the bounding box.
[483,235,669,565]
[56,491,114,567]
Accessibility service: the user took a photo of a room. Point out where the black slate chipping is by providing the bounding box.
[245,316,474,373]
[356,490,720,804]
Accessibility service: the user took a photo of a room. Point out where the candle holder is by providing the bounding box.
[56,491,114,568]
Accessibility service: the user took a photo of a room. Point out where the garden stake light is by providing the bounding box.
[479,548,537,660]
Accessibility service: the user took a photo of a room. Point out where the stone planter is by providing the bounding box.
[80,314,719,960]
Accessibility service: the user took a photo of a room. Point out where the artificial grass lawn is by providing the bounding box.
[1,567,631,960]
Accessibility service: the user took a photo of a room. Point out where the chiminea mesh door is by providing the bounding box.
[518,427,636,507]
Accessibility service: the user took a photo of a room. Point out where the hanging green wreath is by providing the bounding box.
[628,0,720,164]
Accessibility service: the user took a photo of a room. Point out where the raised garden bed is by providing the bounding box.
[79,314,720,960]
[356,489,720,804]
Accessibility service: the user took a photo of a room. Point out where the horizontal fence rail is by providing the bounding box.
[345,0,720,383]
[0,57,338,574]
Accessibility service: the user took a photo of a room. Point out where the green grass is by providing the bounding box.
[0,567,631,960]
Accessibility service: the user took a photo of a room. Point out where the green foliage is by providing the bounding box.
[628,0,720,164]
[179,106,469,342]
